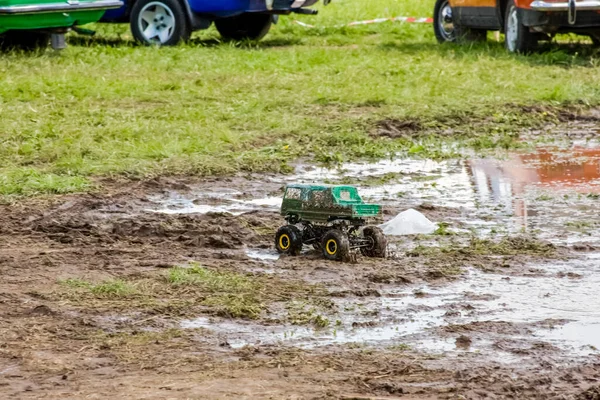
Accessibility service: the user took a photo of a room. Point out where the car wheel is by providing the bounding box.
[321,229,350,262]
[275,225,303,255]
[360,226,387,258]
[434,0,456,43]
[590,34,600,47]
[0,31,50,51]
[215,13,272,41]
[434,0,486,43]
[504,0,537,53]
[130,0,190,46]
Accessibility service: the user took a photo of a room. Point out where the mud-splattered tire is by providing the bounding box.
[322,230,350,262]
[360,226,387,258]
[215,13,272,41]
[275,225,303,256]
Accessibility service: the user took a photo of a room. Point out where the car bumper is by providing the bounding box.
[0,0,123,15]
[267,0,319,10]
[530,0,600,12]
[521,7,600,27]
[531,0,600,25]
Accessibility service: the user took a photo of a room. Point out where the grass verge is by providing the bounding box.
[3,0,600,196]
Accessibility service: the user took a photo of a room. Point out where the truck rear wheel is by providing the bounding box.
[275,225,303,256]
[322,230,350,262]
[215,13,272,41]
[360,226,387,258]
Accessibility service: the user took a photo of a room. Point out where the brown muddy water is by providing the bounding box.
[149,141,600,363]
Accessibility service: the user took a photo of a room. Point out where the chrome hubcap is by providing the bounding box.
[138,2,175,44]
[438,0,455,41]
[506,6,518,52]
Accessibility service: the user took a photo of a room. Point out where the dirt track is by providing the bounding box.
[1,173,600,399]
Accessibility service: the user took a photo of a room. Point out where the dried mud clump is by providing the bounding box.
[373,119,423,138]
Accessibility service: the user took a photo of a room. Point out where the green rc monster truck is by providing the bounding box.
[275,184,387,262]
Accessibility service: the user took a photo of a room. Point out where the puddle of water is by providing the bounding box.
[181,256,600,358]
[160,142,600,359]
[149,194,281,215]
[148,143,600,247]
[246,249,280,262]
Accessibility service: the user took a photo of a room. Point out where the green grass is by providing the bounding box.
[167,265,264,318]
[2,0,600,195]
[58,266,329,320]
[61,278,138,297]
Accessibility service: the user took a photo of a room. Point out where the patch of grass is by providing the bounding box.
[388,343,411,351]
[286,301,331,328]
[61,278,138,297]
[433,222,454,236]
[2,1,600,195]
[408,235,556,259]
[166,265,264,319]
[58,265,328,322]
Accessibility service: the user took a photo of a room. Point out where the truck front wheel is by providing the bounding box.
[504,0,537,53]
[275,225,303,256]
[322,230,350,262]
[215,13,272,41]
[130,0,190,46]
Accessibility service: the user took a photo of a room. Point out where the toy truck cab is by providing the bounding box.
[0,0,122,49]
[276,184,386,262]
[101,0,330,46]
[433,0,600,52]
[281,184,382,224]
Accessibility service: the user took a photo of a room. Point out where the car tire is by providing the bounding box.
[321,229,350,262]
[215,13,272,41]
[590,34,600,47]
[504,0,537,53]
[434,0,486,44]
[130,0,190,46]
[275,225,303,256]
[360,226,387,258]
[0,31,50,51]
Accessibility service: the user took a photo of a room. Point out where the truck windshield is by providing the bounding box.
[332,187,362,204]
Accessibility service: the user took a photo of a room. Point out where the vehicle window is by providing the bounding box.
[310,189,330,205]
[339,190,352,201]
[285,188,302,200]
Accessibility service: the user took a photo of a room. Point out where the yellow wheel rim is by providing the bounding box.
[326,239,338,255]
[279,234,291,250]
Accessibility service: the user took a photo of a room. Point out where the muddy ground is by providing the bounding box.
[2,147,600,399]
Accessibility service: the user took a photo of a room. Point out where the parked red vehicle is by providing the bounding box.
[434,0,600,52]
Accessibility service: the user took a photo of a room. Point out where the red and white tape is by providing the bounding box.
[294,16,433,29]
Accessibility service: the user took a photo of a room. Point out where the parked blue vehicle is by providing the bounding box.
[102,0,329,45]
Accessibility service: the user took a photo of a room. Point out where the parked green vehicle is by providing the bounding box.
[0,0,122,49]
[275,184,387,262]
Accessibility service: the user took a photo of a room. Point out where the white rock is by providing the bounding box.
[379,208,437,236]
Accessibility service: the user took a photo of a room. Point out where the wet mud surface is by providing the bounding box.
[3,140,600,398]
